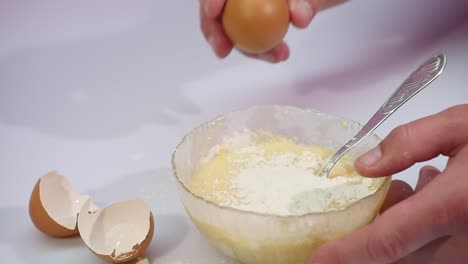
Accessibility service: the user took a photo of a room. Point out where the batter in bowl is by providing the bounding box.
[189,130,382,216]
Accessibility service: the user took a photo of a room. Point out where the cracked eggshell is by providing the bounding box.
[29,171,90,237]
[78,199,154,263]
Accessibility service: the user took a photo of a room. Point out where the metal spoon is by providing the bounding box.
[319,52,447,178]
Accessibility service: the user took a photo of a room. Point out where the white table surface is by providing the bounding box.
[1,0,467,263]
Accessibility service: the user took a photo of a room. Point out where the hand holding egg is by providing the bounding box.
[199,0,348,62]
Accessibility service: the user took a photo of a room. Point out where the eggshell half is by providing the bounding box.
[78,199,155,263]
[29,171,90,237]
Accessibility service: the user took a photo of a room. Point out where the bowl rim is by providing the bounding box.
[171,104,392,219]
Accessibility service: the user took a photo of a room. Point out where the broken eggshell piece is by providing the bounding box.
[29,171,90,237]
[78,199,154,263]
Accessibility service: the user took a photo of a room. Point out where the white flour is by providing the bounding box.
[203,133,378,216]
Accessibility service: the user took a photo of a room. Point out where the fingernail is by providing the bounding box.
[292,0,314,24]
[421,168,439,178]
[420,168,439,183]
[208,35,218,54]
[204,0,210,17]
[358,146,383,166]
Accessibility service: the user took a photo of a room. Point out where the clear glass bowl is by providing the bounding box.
[172,105,391,264]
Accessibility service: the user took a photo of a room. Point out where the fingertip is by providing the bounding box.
[354,160,369,177]
[354,145,384,177]
[207,36,219,57]
[415,165,440,191]
[217,38,233,58]
[289,0,315,28]
[419,165,441,176]
[250,42,290,63]
[209,35,233,59]
[205,17,233,58]
[391,180,414,194]
[271,42,290,62]
[380,180,414,213]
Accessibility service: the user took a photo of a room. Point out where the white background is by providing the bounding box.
[1,0,467,263]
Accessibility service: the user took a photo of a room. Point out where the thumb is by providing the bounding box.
[355,105,468,177]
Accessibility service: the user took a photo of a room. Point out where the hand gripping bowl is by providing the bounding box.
[172,105,391,264]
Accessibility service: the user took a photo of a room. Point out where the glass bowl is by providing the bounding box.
[171,105,391,264]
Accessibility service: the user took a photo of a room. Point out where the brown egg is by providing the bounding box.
[222,0,290,54]
[29,171,90,237]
